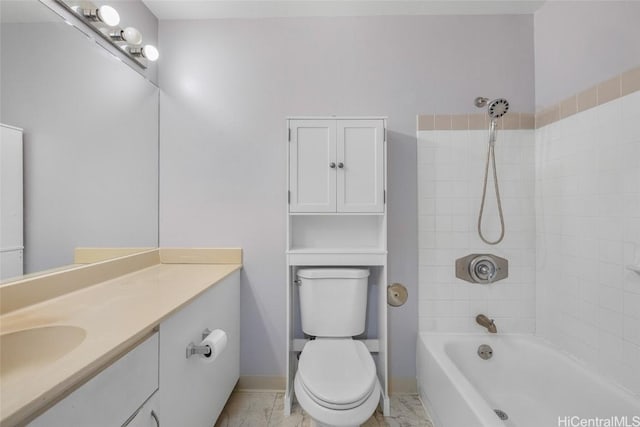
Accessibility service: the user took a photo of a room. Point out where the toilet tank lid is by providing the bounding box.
[297,268,370,279]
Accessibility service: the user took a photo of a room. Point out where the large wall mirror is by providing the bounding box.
[0,0,159,280]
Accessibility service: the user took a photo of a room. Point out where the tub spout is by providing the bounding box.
[476,314,497,333]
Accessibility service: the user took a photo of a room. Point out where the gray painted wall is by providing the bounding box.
[0,15,159,273]
[534,0,640,108]
[159,14,534,379]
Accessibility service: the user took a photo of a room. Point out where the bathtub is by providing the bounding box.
[417,333,640,427]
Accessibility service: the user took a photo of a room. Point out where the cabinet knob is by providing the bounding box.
[338,162,344,169]
[329,162,336,168]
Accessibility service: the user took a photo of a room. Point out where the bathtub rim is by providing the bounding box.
[418,332,505,427]
[417,331,640,427]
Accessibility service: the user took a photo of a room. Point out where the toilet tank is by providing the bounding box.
[297,268,370,337]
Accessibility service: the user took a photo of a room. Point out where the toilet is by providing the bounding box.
[294,268,381,427]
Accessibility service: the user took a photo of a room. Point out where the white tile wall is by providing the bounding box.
[536,90,640,395]
[417,130,536,333]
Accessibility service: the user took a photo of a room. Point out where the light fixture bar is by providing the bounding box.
[53,0,158,69]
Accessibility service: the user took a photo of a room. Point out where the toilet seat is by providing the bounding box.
[297,339,377,410]
[294,339,381,427]
[298,376,374,411]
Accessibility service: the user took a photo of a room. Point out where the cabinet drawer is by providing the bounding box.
[29,333,159,427]
[124,392,159,427]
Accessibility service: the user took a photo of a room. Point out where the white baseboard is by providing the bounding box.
[389,377,418,394]
[235,376,286,392]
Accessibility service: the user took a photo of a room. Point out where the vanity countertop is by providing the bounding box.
[0,248,242,426]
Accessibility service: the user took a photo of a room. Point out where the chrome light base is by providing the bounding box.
[53,0,151,69]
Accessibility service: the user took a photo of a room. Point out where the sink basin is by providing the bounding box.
[1,325,86,380]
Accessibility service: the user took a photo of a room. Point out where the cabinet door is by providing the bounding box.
[289,120,337,212]
[0,125,23,253]
[0,249,23,281]
[336,120,385,213]
[158,271,240,427]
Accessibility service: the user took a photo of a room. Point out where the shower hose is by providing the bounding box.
[477,138,505,245]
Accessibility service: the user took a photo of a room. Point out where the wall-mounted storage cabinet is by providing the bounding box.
[289,119,385,213]
[285,116,389,417]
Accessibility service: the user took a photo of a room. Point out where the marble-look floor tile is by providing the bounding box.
[214,391,279,427]
[268,393,312,427]
[214,392,433,427]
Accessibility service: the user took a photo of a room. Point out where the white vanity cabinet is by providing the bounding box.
[27,269,241,427]
[289,118,385,213]
[158,270,240,427]
[29,333,159,427]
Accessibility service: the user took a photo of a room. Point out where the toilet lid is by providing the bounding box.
[298,339,377,407]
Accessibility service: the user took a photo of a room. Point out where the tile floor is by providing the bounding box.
[214,391,434,427]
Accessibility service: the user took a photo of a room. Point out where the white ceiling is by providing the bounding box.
[141,0,546,20]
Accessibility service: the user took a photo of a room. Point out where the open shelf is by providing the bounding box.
[287,248,387,254]
[289,212,385,216]
[288,214,386,252]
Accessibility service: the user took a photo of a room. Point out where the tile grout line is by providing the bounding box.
[265,392,279,426]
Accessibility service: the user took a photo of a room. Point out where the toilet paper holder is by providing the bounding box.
[186,328,212,359]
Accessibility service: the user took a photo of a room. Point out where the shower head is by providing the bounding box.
[473,96,510,119]
[487,98,509,119]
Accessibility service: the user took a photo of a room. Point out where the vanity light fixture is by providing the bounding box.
[129,45,159,62]
[82,5,120,27]
[54,0,159,69]
[110,27,143,45]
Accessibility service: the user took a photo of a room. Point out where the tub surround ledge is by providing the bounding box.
[0,248,242,426]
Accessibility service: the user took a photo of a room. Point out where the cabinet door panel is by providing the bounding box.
[0,125,24,265]
[289,120,336,212]
[158,271,240,427]
[337,120,384,212]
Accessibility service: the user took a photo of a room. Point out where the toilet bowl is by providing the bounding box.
[294,339,381,427]
[294,268,379,427]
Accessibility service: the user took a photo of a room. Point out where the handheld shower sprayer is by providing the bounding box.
[475,97,509,245]
[476,97,509,118]
[487,98,509,120]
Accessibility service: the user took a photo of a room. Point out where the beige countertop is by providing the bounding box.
[0,248,242,426]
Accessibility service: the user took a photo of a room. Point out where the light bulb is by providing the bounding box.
[122,27,142,45]
[142,45,159,61]
[96,5,120,27]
